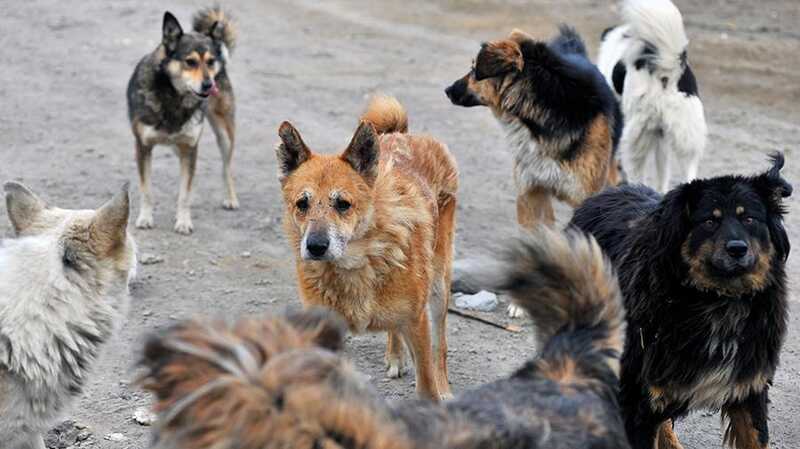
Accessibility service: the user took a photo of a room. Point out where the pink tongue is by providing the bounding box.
[209,83,219,96]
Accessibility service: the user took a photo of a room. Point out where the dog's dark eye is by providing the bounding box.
[335,199,351,213]
[743,217,755,225]
[296,197,309,212]
[207,58,216,66]
[704,219,717,230]
[62,247,78,268]
[185,59,199,68]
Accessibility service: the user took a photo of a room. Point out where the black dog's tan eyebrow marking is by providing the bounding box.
[736,206,745,215]
[713,209,722,218]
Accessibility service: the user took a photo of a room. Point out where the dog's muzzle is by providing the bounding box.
[445,78,483,108]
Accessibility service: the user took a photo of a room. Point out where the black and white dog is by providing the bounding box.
[598,0,707,193]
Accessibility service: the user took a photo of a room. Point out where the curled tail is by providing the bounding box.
[623,0,688,71]
[360,95,409,134]
[549,24,588,57]
[484,228,626,382]
[193,6,237,55]
[138,308,409,449]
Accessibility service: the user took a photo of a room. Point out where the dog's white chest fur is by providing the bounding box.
[138,108,205,147]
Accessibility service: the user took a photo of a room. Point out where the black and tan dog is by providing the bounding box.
[127,7,238,234]
[570,154,792,449]
[138,228,630,449]
[446,25,624,230]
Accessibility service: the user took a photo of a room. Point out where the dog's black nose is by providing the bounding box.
[201,79,213,91]
[445,84,455,101]
[306,234,329,257]
[725,240,749,259]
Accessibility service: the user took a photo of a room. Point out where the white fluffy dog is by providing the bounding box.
[0,182,136,449]
[598,0,707,193]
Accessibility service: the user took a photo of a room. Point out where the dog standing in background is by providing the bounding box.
[274,96,458,400]
[127,7,238,234]
[0,183,137,449]
[598,0,707,193]
[138,229,631,449]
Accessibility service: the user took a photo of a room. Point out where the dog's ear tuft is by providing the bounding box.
[285,308,348,352]
[4,182,46,236]
[475,40,523,81]
[162,12,183,53]
[91,184,130,252]
[756,152,793,201]
[276,121,311,182]
[342,121,380,184]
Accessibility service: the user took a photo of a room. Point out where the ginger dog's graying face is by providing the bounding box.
[276,121,380,262]
[161,12,223,98]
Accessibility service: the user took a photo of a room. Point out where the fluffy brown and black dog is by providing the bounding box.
[570,154,792,449]
[127,7,238,234]
[274,96,458,400]
[446,25,624,230]
[138,228,630,449]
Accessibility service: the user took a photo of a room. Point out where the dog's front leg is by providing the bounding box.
[135,140,155,229]
[174,143,198,235]
[722,388,770,449]
[515,186,555,230]
[400,313,439,401]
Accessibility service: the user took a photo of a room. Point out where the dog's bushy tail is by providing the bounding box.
[360,95,409,134]
[624,0,688,71]
[549,24,588,57]
[138,308,410,449]
[484,228,626,383]
[193,6,237,55]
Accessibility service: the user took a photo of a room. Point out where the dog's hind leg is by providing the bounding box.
[385,331,406,379]
[684,150,701,182]
[430,197,456,398]
[174,143,198,235]
[135,140,155,229]
[208,100,239,210]
[654,144,672,194]
[516,187,554,231]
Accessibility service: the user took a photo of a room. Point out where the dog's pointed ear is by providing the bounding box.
[276,121,312,182]
[508,28,534,43]
[4,182,46,235]
[162,12,183,54]
[285,308,348,352]
[341,121,380,184]
[91,183,130,253]
[209,21,225,42]
[754,152,793,203]
[475,40,523,81]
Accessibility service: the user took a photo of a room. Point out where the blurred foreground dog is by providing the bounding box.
[274,96,458,399]
[446,25,624,230]
[127,7,238,234]
[571,154,792,449]
[0,183,136,449]
[597,0,707,192]
[139,228,630,449]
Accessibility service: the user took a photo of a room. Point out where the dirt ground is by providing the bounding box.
[1,0,798,447]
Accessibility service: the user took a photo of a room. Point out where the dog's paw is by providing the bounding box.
[385,358,406,379]
[173,219,194,235]
[439,391,454,401]
[135,213,154,229]
[507,303,527,319]
[222,197,240,210]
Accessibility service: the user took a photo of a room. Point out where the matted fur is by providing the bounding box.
[139,230,629,449]
[0,182,136,449]
[275,96,457,399]
[570,154,791,449]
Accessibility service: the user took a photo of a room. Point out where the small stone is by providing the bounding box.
[133,406,158,426]
[105,433,128,442]
[241,251,252,258]
[454,290,498,312]
[140,253,164,265]
[142,310,153,317]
